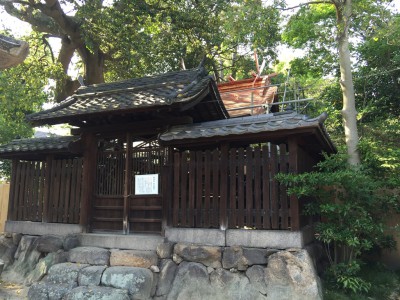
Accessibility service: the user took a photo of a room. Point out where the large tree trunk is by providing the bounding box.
[334,0,360,165]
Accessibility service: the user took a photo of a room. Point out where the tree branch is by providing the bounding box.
[282,1,333,11]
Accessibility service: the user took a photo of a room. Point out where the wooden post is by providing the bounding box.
[123,133,132,235]
[80,132,97,232]
[288,137,300,230]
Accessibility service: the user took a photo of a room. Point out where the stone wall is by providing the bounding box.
[0,233,323,300]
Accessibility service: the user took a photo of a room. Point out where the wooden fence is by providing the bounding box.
[8,158,83,223]
[170,144,293,230]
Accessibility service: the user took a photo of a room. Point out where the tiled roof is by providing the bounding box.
[160,111,329,142]
[0,34,29,69]
[0,136,77,154]
[26,67,218,125]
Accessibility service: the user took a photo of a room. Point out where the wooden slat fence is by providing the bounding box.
[171,144,292,230]
[8,158,83,223]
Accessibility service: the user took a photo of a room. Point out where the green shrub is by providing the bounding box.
[276,150,400,293]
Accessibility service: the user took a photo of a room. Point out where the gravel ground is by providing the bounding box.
[0,280,28,300]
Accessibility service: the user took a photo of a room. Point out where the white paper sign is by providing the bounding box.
[135,174,159,195]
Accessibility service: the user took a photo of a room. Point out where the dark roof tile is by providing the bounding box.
[0,136,78,154]
[159,111,329,142]
[26,67,216,125]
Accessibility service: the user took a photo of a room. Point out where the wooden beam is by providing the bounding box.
[71,116,193,136]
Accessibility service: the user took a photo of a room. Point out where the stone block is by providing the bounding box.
[246,265,267,295]
[64,286,130,300]
[222,246,247,270]
[63,234,80,251]
[243,248,269,266]
[156,241,174,259]
[101,266,153,299]
[156,259,177,297]
[166,262,210,300]
[25,251,68,285]
[165,228,226,246]
[265,249,323,300]
[28,282,77,300]
[226,229,305,248]
[110,249,158,268]
[68,247,110,265]
[173,243,222,268]
[35,235,64,253]
[45,262,88,285]
[78,265,106,286]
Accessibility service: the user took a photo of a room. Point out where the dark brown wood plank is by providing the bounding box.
[24,161,33,221]
[53,159,63,223]
[237,147,245,228]
[173,152,180,226]
[8,159,18,221]
[63,159,72,223]
[195,151,203,227]
[68,159,77,223]
[204,150,211,228]
[254,147,262,228]
[219,144,229,230]
[74,158,83,223]
[124,134,132,234]
[43,156,53,223]
[37,161,45,222]
[17,162,27,221]
[279,144,289,229]
[229,148,237,228]
[212,149,219,228]
[245,147,253,227]
[80,132,98,231]
[288,138,300,230]
[180,152,188,227]
[270,145,279,229]
[30,161,40,221]
[262,145,271,229]
[188,151,196,227]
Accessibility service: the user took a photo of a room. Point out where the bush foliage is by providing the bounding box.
[276,149,400,293]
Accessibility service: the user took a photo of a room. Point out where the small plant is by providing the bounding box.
[276,149,400,294]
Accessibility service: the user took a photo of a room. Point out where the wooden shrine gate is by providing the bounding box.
[91,137,167,234]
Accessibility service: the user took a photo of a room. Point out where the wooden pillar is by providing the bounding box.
[80,132,97,232]
[288,137,300,230]
[123,133,132,235]
[219,143,229,230]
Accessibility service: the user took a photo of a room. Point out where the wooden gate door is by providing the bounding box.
[91,136,166,234]
[129,140,166,234]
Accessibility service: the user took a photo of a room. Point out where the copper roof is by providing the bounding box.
[218,75,278,117]
[26,67,228,126]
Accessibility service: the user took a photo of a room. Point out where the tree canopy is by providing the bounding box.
[0,0,282,101]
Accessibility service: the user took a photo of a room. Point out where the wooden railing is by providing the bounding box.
[8,158,83,223]
[170,144,293,230]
